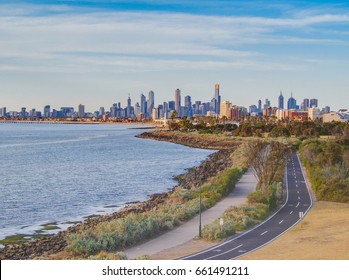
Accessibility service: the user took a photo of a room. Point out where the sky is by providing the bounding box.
[0,0,348,112]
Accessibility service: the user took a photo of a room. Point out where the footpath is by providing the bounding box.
[125,169,257,259]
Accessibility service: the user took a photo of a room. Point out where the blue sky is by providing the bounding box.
[0,0,348,112]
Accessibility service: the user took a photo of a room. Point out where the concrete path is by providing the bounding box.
[125,169,257,259]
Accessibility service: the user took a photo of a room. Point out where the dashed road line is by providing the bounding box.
[260,231,268,236]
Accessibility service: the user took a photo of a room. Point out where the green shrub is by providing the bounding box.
[202,221,235,241]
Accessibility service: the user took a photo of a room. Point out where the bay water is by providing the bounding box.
[0,123,213,241]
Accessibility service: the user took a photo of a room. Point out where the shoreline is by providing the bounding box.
[0,131,241,260]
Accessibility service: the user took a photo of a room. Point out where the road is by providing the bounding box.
[182,152,313,260]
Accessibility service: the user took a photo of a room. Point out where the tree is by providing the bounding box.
[242,140,291,192]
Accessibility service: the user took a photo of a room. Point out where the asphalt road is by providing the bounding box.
[182,152,313,260]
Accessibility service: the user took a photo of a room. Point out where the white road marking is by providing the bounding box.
[296,202,300,208]
[297,191,299,194]
[260,231,268,236]
[206,244,243,260]
[279,220,284,224]
[290,211,293,214]
[298,196,301,200]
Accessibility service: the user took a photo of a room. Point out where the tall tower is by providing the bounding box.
[215,83,221,115]
[147,90,154,115]
[78,104,85,118]
[127,95,132,117]
[278,91,284,109]
[140,93,147,116]
[175,89,181,116]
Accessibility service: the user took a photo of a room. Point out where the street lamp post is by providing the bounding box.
[199,176,202,238]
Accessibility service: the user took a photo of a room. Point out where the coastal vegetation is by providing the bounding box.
[66,167,244,257]
[300,140,349,203]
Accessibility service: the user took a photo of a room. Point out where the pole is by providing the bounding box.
[199,177,202,238]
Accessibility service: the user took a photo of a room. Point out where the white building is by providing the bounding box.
[308,107,321,121]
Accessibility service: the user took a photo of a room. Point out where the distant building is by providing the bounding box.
[20,107,27,118]
[61,107,75,117]
[264,99,271,109]
[220,101,232,119]
[278,92,284,109]
[215,83,221,115]
[147,91,154,116]
[308,107,321,121]
[184,95,192,117]
[287,94,297,110]
[43,105,50,118]
[310,98,318,108]
[152,107,158,120]
[78,104,85,118]
[302,98,309,111]
[99,107,105,117]
[258,99,262,113]
[140,94,147,116]
[175,89,181,116]
[323,110,349,123]
[0,107,6,117]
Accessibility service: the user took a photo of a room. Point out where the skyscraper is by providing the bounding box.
[126,96,132,117]
[43,105,51,118]
[175,89,181,115]
[278,92,284,109]
[287,94,297,110]
[147,90,154,116]
[140,94,147,116]
[78,104,85,118]
[310,98,318,108]
[215,83,221,115]
[0,107,6,117]
[220,101,232,119]
[302,98,309,111]
[258,100,262,113]
[184,95,192,117]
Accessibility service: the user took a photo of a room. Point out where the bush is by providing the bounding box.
[202,221,235,241]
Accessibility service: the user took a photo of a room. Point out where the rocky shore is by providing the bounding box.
[0,131,241,260]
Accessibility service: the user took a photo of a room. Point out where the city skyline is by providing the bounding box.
[0,1,348,111]
[0,85,328,119]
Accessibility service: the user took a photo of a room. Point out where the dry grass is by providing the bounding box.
[151,201,349,260]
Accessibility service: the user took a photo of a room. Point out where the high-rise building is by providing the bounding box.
[21,107,26,118]
[175,89,181,115]
[78,104,85,118]
[258,99,262,113]
[264,99,270,109]
[287,94,297,110]
[0,107,7,117]
[152,107,158,120]
[215,83,221,115]
[278,92,284,109]
[147,90,154,116]
[126,96,132,117]
[134,102,141,116]
[302,98,309,111]
[43,105,50,118]
[220,101,232,119]
[168,101,175,111]
[310,98,318,108]
[99,107,105,116]
[140,94,147,116]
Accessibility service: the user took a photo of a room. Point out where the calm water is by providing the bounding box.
[0,123,213,240]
